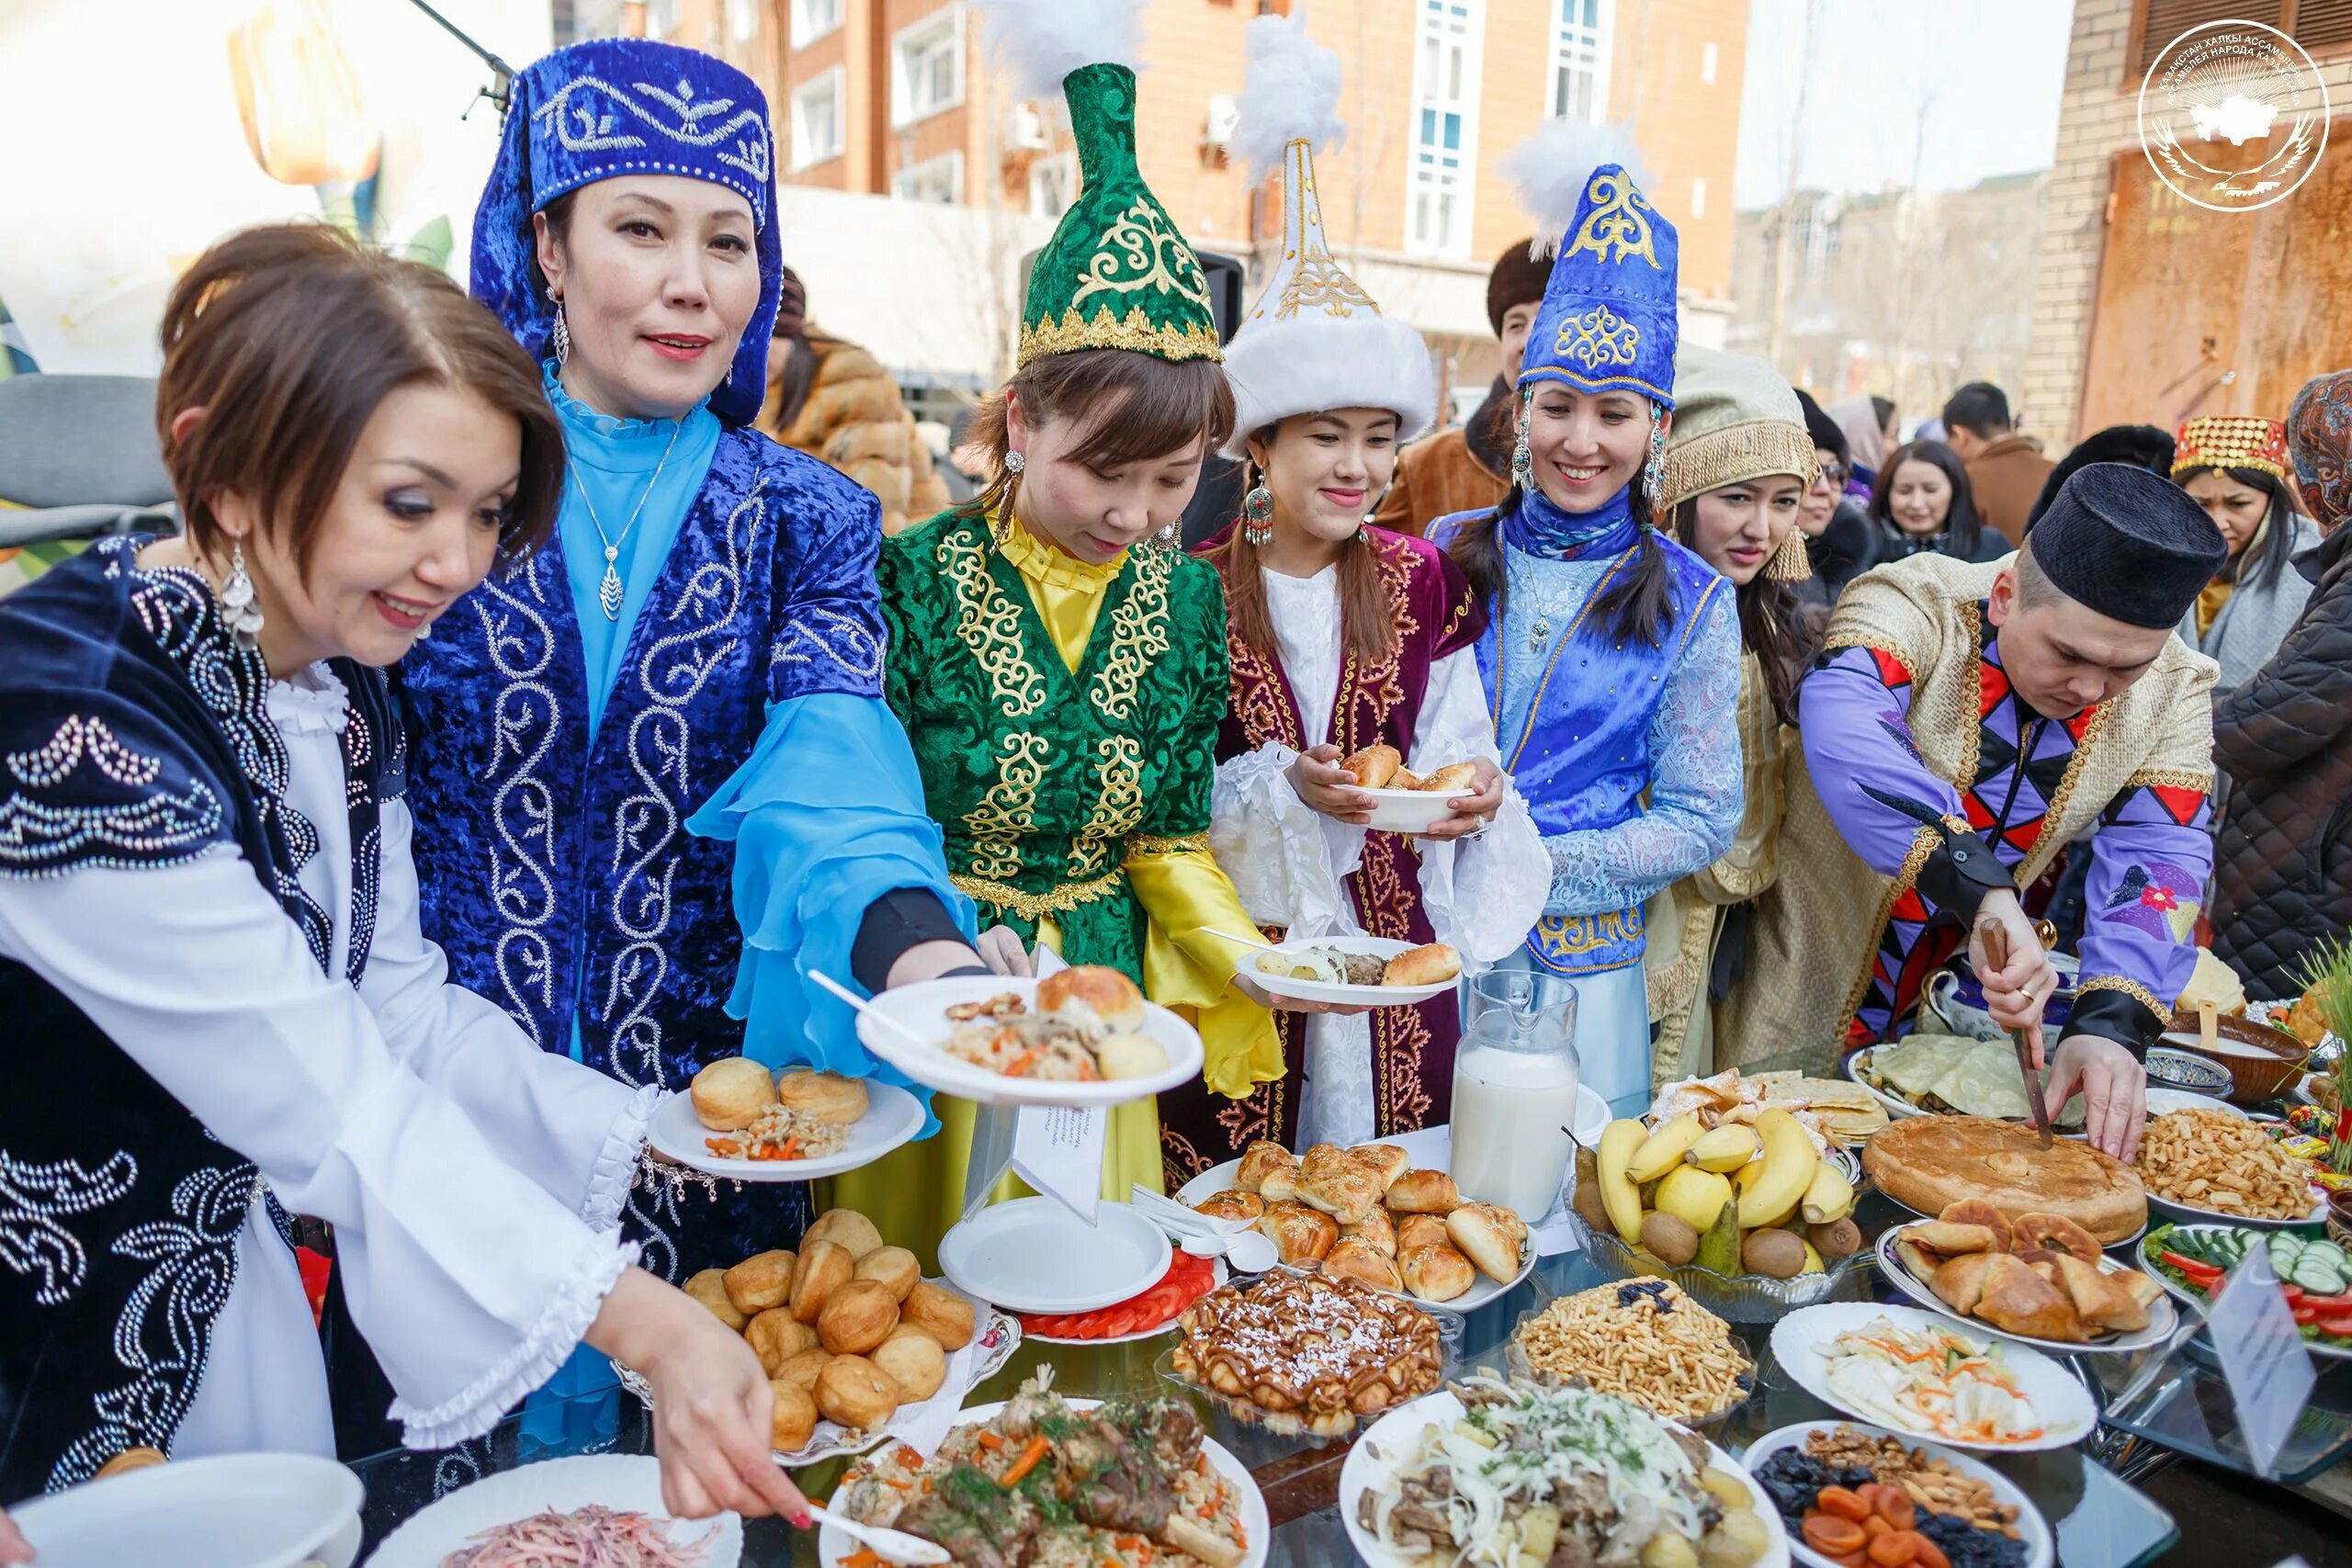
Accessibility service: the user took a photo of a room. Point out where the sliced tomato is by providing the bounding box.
[2315,1312,2352,1340]
[2292,1303,2320,1326]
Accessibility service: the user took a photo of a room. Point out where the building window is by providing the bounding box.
[1029,152,1078,218]
[791,0,842,47]
[1690,176,1707,220]
[892,6,966,130]
[1549,0,1610,122]
[896,151,965,206]
[726,0,759,43]
[789,66,845,171]
[1406,0,1485,259]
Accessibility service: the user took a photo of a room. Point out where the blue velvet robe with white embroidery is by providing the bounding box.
[398,421,961,1282]
[1428,491,1743,976]
[0,539,394,1499]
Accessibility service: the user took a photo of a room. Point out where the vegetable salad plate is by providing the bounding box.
[1769,1303,2096,1452]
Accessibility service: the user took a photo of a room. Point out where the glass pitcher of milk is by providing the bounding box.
[1451,971,1580,1220]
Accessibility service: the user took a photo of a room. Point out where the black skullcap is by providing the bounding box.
[1487,238,1553,337]
[2025,461,2226,627]
[1795,389,1849,464]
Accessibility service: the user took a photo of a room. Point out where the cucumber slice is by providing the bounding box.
[2292,1256,2341,1294]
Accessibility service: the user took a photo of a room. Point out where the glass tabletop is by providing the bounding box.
[348,1192,2184,1567]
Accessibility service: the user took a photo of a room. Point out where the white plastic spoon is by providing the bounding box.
[808,969,937,1055]
[800,1501,951,1565]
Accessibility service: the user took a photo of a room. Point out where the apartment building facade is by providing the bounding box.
[583,1,1751,401]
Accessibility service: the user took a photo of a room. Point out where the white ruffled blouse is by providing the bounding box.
[0,662,655,1462]
[1206,566,1550,1148]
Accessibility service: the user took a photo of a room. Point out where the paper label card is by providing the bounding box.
[2208,1245,2317,1477]
[1012,1103,1108,1225]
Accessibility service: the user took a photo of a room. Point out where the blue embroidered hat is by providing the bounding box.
[469,39,780,425]
[1519,164,1680,411]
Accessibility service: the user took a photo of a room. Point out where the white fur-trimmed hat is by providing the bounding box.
[1218,15,1435,458]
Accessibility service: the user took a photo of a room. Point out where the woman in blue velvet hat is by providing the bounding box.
[401,42,992,1291]
[1429,133,1745,1106]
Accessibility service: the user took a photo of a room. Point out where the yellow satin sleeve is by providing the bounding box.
[1125,842,1282,1099]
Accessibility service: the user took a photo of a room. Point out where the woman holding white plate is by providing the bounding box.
[1175,17,1545,1172]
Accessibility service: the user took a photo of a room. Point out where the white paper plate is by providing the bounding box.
[2134,1225,2352,1361]
[819,1397,1269,1568]
[939,1197,1172,1313]
[1356,785,1463,834]
[617,1281,1023,1465]
[1239,934,1460,1004]
[1742,1421,2052,1568]
[854,975,1204,1107]
[647,1079,925,1180]
[1873,1224,2179,1354]
[366,1454,739,1568]
[1340,1388,1789,1568]
[1175,1154,1535,1314]
[13,1452,360,1568]
[1769,1303,2098,1451]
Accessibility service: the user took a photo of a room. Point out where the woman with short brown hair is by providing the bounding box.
[0,224,807,1523]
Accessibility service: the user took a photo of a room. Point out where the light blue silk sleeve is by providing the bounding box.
[686,690,974,1132]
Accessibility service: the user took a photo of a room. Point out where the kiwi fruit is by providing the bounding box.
[1806,1217,1864,1260]
[1639,1211,1701,1267]
[1741,1227,1805,1280]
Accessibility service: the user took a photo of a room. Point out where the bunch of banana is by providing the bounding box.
[1574,1108,1867,1283]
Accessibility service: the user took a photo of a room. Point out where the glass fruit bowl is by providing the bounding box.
[1562,1205,1875,1323]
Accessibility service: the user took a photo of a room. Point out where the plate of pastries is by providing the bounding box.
[1177,1139,1532,1310]
[1166,1271,1447,1438]
[1245,936,1463,1005]
[854,965,1206,1107]
[653,1060,925,1180]
[1340,743,1487,834]
[657,1206,1020,1464]
[1860,1114,2149,1246]
[1878,1201,2176,1354]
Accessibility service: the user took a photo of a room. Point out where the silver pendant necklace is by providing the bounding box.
[569,421,684,620]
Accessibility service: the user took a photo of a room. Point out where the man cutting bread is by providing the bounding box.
[1722,465,2229,1161]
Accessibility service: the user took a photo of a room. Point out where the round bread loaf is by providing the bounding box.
[1862,1114,2147,1243]
[801,1208,885,1260]
[788,1238,854,1323]
[773,1346,832,1393]
[684,1268,748,1331]
[721,1248,796,1314]
[744,1307,819,1375]
[816,1354,899,1432]
[1320,1238,1403,1292]
[1037,964,1146,1029]
[775,1068,869,1126]
[871,1324,948,1402]
[768,1379,818,1451]
[818,1279,900,1355]
[1385,1168,1462,1214]
[854,1245,922,1302]
[1398,1242,1476,1303]
[690,1056,775,1132]
[900,1280,976,1349]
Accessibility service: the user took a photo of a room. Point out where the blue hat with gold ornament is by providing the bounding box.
[470,39,780,425]
[1505,120,1678,410]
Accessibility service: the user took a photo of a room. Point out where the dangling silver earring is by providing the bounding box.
[550,299,571,367]
[995,450,1024,547]
[1511,422,1533,491]
[220,539,265,652]
[1240,469,1274,547]
[1642,404,1667,515]
[1153,519,1182,551]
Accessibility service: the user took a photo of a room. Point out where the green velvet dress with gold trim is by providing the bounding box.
[828,510,1280,1264]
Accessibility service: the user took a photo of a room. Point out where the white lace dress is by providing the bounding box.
[0,663,655,1462]
[1206,566,1550,1148]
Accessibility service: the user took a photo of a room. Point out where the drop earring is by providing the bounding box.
[220,539,265,652]
[995,450,1024,547]
[1642,404,1667,515]
[1510,422,1533,492]
[550,299,571,367]
[1240,468,1274,547]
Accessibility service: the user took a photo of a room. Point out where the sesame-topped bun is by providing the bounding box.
[1037,964,1146,1030]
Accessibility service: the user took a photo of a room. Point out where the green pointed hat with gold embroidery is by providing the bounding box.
[979,0,1220,367]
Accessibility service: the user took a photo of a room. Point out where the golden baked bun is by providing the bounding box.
[1394,1213,1449,1252]
[768,1379,818,1451]
[1445,1201,1523,1281]
[1389,767,1425,789]
[744,1307,820,1375]
[1340,743,1401,788]
[1096,1032,1170,1080]
[1193,1190,1265,1223]
[816,1354,899,1431]
[1385,1168,1462,1214]
[1236,1141,1297,1194]
[789,1238,854,1323]
[1037,964,1147,1030]
[684,1269,748,1331]
[818,1279,901,1355]
[1415,761,1477,794]
[1382,943,1461,988]
[854,1245,922,1302]
[1348,1144,1410,1190]
[871,1323,948,1402]
[690,1056,775,1132]
[775,1068,869,1126]
[1257,1200,1339,1264]
[901,1281,975,1350]
[1296,1144,1384,1225]
[1340,1205,1396,1257]
[1399,1242,1476,1303]
[722,1248,797,1314]
[802,1208,886,1260]
[1321,1238,1404,1292]
[774,1346,832,1393]
[1258,1163,1301,1203]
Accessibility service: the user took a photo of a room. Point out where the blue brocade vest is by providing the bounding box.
[1428,510,1727,976]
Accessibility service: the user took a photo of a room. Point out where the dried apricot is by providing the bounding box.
[1816,1487,1871,1523]
[1804,1514,1868,1556]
